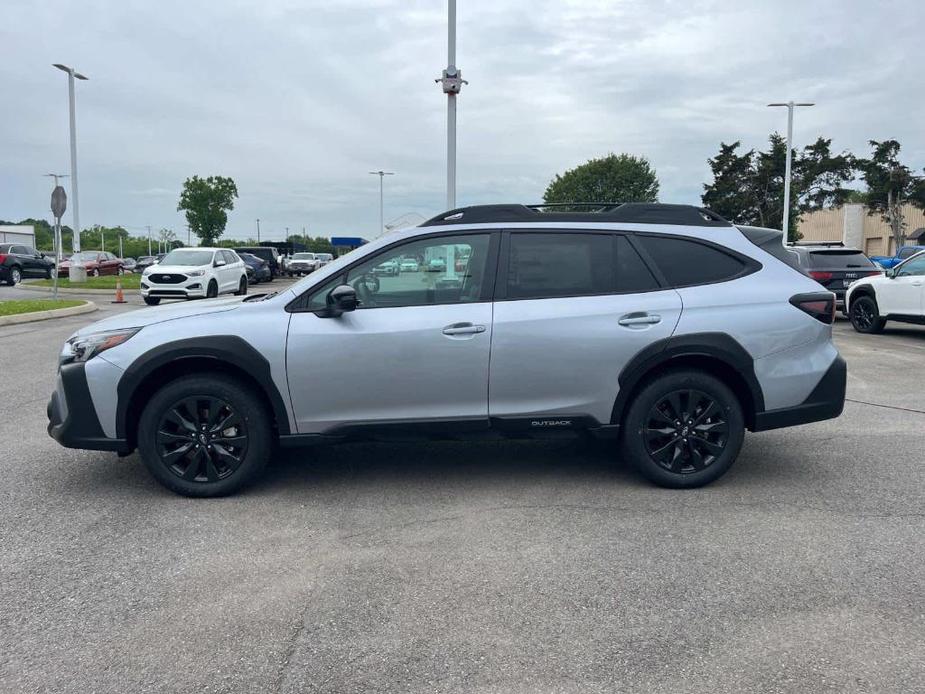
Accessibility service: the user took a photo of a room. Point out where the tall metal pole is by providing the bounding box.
[768,101,814,246]
[256,219,261,243]
[147,225,152,256]
[67,72,80,254]
[437,0,466,211]
[368,171,394,235]
[54,64,88,279]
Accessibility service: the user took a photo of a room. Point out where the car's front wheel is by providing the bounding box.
[849,295,886,334]
[143,296,160,306]
[235,276,247,296]
[137,374,272,497]
[621,369,745,489]
[206,280,218,298]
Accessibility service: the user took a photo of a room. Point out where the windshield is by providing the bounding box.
[160,250,214,266]
[293,253,315,260]
[316,253,333,260]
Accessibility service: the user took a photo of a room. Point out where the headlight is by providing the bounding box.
[186,269,205,277]
[142,267,152,275]
[60,328,141,365]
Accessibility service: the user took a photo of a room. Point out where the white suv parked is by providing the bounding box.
[846,249,925,332]
[140,248,248,305]
[48,203,846,497]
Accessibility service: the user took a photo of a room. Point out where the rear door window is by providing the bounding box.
[635,235,751,287]
[506,233,614,300]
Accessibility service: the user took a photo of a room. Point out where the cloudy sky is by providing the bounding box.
[2,0,922,242]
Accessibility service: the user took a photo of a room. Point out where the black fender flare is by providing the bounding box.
[115,335,292,440]
[611,332,765,427]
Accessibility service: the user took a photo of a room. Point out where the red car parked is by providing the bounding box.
[58,251,125,278]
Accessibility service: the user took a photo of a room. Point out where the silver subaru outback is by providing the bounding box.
[47,203,846,496]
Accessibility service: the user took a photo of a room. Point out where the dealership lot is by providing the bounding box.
[1,299,923,692]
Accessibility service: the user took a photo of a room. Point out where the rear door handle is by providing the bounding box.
[618,313,662,327]
[442,322,486,336]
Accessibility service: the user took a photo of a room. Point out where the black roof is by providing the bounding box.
[421,203,732,228]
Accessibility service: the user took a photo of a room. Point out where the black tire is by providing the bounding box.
[143,296,161,306]
[118,267,125,276]
[9,266,22,285]
[621,369,745,489]
[137,374,272,497]
[206,279,218,298]
[849,295,886,334]
[45,267,56,280]
[235,276,248,296]
[91,268,100,277]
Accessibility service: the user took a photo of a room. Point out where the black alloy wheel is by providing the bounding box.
[155,396,248,483]
[849,296,885,334]
[621,369,744,488]
[644,389,728,474]
[137,374,271,496]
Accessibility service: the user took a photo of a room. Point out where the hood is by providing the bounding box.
[72,295,244,337]
[142,263,206,275]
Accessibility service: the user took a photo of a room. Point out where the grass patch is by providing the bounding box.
[31,274,141,290]
[0,299,85,317]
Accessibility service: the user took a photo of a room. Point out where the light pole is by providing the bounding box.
[53,63,88,281]
[436,0,467,210]
[147,225,152,256]
[368,171,395,236]
[256,218,261,243]
[767,101,814,246]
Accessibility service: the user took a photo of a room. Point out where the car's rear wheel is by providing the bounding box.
[9,266,22,285]
[206,280,218,298]
[621,370,744,489]
[143,296,160,306]
[137,374,271,497]
[849,295,886,334]
[235,276,247,296]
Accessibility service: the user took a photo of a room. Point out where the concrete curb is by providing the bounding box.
[0,300,98,326]
[15,282,133,296]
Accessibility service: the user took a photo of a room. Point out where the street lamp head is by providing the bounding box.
[53,64,88,80]
[74,72,88,81]
[53,63,71,73]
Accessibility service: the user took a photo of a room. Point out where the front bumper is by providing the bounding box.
[47,362,129,453]
[752,355,846,431]
[141,276,206,299]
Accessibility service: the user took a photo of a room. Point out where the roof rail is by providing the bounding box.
[421,203,732,227]
[787,241,845,247]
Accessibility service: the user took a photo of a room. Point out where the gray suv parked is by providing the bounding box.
[47,203,846,496]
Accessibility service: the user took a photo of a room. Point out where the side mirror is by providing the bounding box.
[320,284,358,317]
[214,260,227,267]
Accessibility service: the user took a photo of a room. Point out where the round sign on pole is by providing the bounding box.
[51,186,67,219]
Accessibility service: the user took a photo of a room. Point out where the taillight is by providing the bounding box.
[0,254,8,264]
[790,292,835,324]
[808,271,833,281]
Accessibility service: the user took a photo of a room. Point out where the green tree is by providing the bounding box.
[702,134,854,241]
[856,140,925,251]
[177,175,239,245]
[543,153,659,206]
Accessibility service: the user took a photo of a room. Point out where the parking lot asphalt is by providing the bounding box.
[0,299,923,693]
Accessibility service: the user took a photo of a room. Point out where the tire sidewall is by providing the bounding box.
[137,375,271,497]
[622,370,745,489]
[11,267,22,284]
[207,280,218,298]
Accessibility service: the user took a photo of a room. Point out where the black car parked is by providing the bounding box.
[134,254,165,273]
[233,247,279,278]
[786,243,881,310]
[238,252,272,283]
[0,243,57,285]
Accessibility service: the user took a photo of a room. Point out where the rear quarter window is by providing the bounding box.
[635,235,753,287]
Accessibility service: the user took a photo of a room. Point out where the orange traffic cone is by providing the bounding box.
[112,277,127,304]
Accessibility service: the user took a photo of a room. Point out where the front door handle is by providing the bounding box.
[618,313,662,327]
[442,322,486,336]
